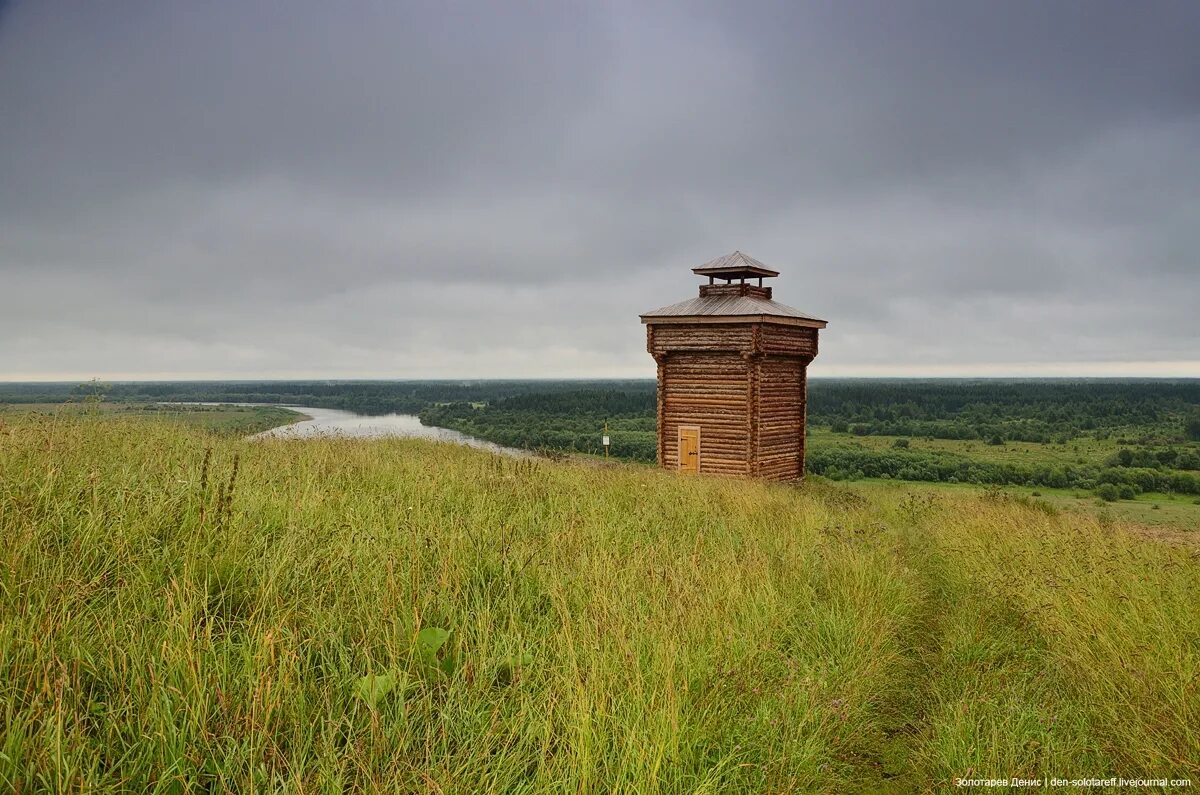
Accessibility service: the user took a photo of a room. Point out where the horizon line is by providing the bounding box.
[4,375,1200,385]
[6,360,1200,383]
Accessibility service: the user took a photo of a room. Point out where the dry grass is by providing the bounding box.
[0,414,1196,792]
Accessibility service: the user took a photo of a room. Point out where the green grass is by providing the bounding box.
[0,402,306,436]
[809,427,1198,471]
[811,428,1200,527]
[849,478,1200,532]
[0,414,1197,792]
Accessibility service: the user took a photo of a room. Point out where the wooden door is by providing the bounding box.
[678,426,700,473]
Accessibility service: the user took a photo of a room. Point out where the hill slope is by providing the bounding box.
[0,415,1196,792]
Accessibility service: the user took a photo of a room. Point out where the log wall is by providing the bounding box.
[760,324,819,357]
[658,352,750,475]
[754,356,807,480]
[649,324,753,354]
[647,321,817,481]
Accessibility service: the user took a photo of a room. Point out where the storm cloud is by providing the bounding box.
[2,0,1198,379]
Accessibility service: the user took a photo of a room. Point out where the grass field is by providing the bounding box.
[847,478,1200,533]
[809,429,1125,469]
[1,414,1197,792]
[809,427,1200,473]
[0,402,305,436]
[811,428,1200,530]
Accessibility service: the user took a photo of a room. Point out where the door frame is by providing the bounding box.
[678,424,701,472]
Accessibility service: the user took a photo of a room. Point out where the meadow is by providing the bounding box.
[0,412,1197,792]
[0,402,305,437]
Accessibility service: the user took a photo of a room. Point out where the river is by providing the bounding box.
[173,403,528,457]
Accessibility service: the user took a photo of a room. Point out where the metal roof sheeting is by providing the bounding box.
[640,294,827,324]
[691,250,780,279]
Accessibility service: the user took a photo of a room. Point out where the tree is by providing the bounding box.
[1186,411,1200,442]
[1176,452,1200,471]
[79,378,111,408]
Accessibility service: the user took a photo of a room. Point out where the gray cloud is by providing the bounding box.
[1,0,1198,379]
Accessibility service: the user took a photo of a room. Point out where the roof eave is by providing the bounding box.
[691,265,780,279]
[640,313,827,329]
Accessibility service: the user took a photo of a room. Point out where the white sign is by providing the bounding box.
[602,436,610,446]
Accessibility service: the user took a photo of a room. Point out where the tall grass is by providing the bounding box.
[0,414,1196,792]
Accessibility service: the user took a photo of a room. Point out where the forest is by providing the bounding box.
[0,379,651,416]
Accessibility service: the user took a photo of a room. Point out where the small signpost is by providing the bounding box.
[603,420,610,459]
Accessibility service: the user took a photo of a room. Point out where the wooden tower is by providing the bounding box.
[640,251,827,481]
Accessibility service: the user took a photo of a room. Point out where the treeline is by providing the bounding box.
[7,379,1198,446]
[421,390,658,461]
[810,380,1200,443]
[0,380,656,416]
[1107,447,1200,471]
[810,447,1200,495]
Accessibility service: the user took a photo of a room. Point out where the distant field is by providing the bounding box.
[809,428,1121,469]
[851,477,1200,532]
[812,430,1200,530]
[0,413,1196,791]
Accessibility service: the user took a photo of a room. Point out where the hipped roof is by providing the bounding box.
[640,294,827,327]
[691,250,779,280]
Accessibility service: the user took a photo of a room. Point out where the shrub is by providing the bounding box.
[1096,483,1120,502]
[1176,452,1200,471]
[893,438,910,449]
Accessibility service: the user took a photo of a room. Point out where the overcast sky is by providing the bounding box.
[2,1,1198,380]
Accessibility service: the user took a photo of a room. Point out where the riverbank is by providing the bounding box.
[176,402,531,457]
